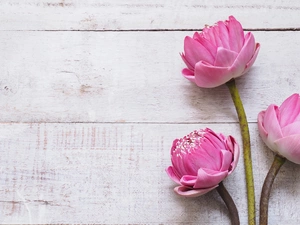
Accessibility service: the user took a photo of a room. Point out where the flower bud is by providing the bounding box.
[166,128,240,197]
[181,16,260,88]
[258,94,300,164]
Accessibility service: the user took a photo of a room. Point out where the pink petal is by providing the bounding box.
[214,47,238,67]
[182,68,196,83]
[166,166,181,185]
[198,137,222,160]
[202,27,217,46]
[193,168,228,189]
[171,140,189,177]
[274,134,300,164]
[182,68,194,75]
[194,61,232,88]
[261,105,284,152]
[226,135,240,172]
[242,43,260,75]
[193,32,217,58]
[216,21,230,49]
[181,53,194,70]
[279,94,300,127]
[182,152,206,176]
[185,148,220,173]
[180,175,197,187]
[257,111,268,144]
[184,36,215,66]
[219,150,233,172]
[264,104,283,142]
[227,16,244,52]
[230,32,256,78]
[174,185,218,197]
[211,25,224,47]
[205,130,226,150]
[170,139,179,155]
[171,154,188,177]
[281,121,300,136]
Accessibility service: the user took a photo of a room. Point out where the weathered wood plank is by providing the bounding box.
[1,123,299,224]
[0,31,299,123]
[1,1,299,224]
[0,0,300,30]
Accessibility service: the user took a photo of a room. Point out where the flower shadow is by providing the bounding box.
[180,82,235,122]
[255,128,300,220]
[180,68,258,123]
[171,189,230,224]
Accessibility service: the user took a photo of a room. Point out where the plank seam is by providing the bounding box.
[0,121,256,124]
[1,28,300,32]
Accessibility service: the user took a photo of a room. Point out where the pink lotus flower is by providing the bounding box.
[258,94,300,164]
[181,16,260,88]
[166,128,240,197]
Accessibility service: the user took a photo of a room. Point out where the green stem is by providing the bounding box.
[216,182,240,225]
[226,78,256,225]
[259,154,286,225]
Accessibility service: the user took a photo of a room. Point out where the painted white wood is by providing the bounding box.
[1,0,300,224]
[1,123,299,224]
[0,0,299,30]
[0,31,299,123]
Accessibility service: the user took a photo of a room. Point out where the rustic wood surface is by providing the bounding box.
[1,1,300,224]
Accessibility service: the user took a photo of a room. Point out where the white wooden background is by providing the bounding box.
[1,1,300,224]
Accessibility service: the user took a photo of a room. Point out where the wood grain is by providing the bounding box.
[1,0,300,224]
[1,123,300,224]
[0,0,300,30]
[0,32,300,123]
[0,31,299,123]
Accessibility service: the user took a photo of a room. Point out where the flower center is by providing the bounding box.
[173,130,205,157]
